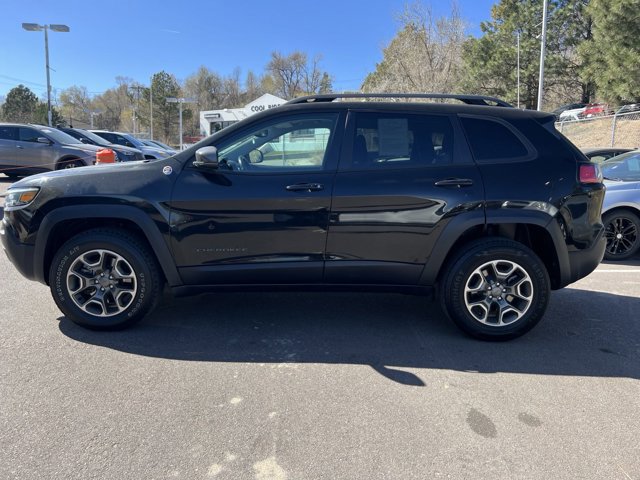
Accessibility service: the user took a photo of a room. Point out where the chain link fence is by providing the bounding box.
[556,111,640,149]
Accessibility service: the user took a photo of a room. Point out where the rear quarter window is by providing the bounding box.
[460,116,533,163]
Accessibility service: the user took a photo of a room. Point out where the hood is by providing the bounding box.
[110,144,142,155]
[140,145,171,158]
[63,142,104,153]
[10,157,179,200]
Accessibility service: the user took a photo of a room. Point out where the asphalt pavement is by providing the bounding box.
[1,174,639,480]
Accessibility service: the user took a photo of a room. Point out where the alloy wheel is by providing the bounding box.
[605,216,638,257]
[463,260,533,326]
[66,249,138,317]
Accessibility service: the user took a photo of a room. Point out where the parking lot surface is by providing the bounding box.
[1,175,639,479]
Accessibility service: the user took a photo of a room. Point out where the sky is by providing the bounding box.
[0,0,496,101]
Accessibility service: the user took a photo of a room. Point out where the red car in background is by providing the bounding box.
[581,103,610,118]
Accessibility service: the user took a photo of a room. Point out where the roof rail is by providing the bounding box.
[287,93,513,108]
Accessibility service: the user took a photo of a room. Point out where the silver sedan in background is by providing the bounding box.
[601,149,640,260]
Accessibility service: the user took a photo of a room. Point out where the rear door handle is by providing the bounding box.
[16,145,24,149]
[434,178,474,187]
[286,183,324,192]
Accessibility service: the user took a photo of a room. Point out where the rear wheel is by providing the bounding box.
[603,210,640,261]
[49,229,163,330]
[440,238,550,341]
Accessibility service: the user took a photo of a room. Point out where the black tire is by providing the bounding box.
[49,229,163,330]
[440,237,550,341]
[603,210,640,261]
[57,158,85,169]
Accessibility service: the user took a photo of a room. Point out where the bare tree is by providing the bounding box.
[266,51,331,99]
[59,86,92,126]
[362,1,466,94]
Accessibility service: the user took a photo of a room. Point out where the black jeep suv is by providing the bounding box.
[1,93,606,340]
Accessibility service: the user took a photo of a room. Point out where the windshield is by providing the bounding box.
[40,128,83,145]
[601,150,640,181]
[76,129,112,146]
[122,133,144,148]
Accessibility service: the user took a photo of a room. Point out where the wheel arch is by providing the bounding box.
[602,204,640,219]
[55,154,89,169]
[421,211,569,290]
[34,205,181,287]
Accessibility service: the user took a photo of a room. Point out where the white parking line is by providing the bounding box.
[595,269,640,273]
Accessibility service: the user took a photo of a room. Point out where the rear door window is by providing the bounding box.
[345,112,456,170]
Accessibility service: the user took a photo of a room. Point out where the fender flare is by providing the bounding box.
[419,209,570,287]
[34,205,182,286]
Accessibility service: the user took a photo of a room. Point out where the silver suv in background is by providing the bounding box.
[89,130,171,159]
[0,123,102,177]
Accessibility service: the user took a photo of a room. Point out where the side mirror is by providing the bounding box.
[80,138,90,144]
[37,137,52,145]
[194,146,219,169]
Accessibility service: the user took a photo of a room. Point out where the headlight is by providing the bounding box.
[4,187,40,211]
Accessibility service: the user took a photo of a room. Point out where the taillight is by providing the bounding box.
[579,163,601,183]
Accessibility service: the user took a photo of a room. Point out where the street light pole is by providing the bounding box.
[166,97,195,150]
[537,0,548,111]
[43,25,52,126]
[22,23,70,126]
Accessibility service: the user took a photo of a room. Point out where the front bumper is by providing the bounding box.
[1,212,37,282]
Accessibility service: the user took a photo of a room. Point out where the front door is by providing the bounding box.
[169,111,343,285]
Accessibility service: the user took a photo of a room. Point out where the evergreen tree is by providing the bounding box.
[580,0,640,104]
[1,85,39,123]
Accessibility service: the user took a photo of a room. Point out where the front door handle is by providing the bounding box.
[286,183,324,192]
[434,178,474,187]
[16,145,24,149]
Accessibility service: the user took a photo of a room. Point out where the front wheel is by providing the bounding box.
[49,229,163,330]
[440,238,550,341]
[603,210,640,261]
[57,158,85,169]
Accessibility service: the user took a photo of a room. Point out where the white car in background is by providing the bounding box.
[559,106,587,121]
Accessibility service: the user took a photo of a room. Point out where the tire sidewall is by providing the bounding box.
[50,234,153,329]
[444,242,550,340]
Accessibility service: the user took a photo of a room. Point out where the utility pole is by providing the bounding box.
[166,97,195,150]
[537,0,548,111]
[130,84,144,135]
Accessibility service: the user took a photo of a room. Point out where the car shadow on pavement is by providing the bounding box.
[601,258,640,267]
[58,287,640,386]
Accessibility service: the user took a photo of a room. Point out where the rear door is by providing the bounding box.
[169,111,343,285]
[325,110,485,285]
